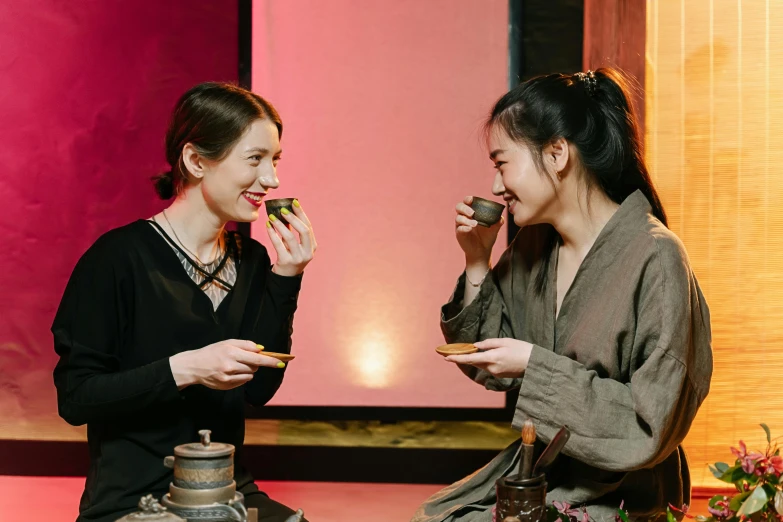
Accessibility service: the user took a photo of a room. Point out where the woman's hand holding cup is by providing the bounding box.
[455,196,504,276]
[266,199,317,277]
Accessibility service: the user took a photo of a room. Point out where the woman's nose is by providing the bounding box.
[259,169,280,190]
[491,172,505,196]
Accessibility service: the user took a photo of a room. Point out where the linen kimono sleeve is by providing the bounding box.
[52,234,181,427]
[515,233,712,472]
[440,243,519,392]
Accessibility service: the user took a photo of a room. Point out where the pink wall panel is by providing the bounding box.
[0,1,237,438]
[252,0,509,407]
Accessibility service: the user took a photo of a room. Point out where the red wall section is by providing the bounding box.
[0,1,237,438]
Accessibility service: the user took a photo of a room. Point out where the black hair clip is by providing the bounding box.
[575,70,598,96]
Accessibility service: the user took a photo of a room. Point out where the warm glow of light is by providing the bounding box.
[350,334,395,390]
[646,0,783,488]
[334,273,406,390]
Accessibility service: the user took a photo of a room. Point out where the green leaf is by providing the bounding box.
[714,465,743,484]
[762,423,772,444]
[729,491,751,511]
[720,465,751,487]
[709,495,725,508]
[667,508,677,522]
[762,483,777,499]
[545,506,561,522]
[711,463,732,479]
[736,485,768,516]
[715,462,731,473]
[616,507,629,522]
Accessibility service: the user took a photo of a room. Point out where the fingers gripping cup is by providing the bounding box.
[470,197,505,227]
[264,198,296,222]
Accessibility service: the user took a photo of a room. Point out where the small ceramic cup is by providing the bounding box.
[264,198,296,222]
[470,197,505,227]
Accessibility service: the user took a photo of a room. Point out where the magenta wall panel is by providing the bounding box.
[0,1,237,438]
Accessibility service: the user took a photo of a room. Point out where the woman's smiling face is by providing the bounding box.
[197,119,282,223]
[488,125,558,228]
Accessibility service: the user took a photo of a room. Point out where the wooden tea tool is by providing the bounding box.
[517,419,536,481]
[531,425,570,477]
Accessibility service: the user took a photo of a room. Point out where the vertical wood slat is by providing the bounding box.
[583,0,647,130]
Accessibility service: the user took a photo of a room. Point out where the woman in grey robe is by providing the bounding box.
[413,69,712,522]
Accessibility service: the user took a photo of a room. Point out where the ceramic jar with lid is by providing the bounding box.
[163,429,236,504]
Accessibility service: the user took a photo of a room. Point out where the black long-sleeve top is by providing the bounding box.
[52,220,302,522]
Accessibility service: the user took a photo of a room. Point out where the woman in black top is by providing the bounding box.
[52,83,316,522]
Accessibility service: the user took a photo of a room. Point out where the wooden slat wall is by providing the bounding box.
[645,0,783,488]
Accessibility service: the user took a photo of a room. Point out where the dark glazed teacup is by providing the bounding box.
[470,197,505,227]
[264,198,296,222]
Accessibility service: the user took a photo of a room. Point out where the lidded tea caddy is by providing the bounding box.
[159,429,255,522]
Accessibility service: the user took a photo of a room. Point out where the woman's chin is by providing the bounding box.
[232,207,260,223]
[511,212,529,228]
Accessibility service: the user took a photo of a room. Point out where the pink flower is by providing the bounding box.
[707,498,734,519]
[615,501,627,522]
[553,501,582,519]
[740,451,765,474]
[732,442,766,474]
[669,503,694,519]
[732,441,749,459]
[769,455,783,475]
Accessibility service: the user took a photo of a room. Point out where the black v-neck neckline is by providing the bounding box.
[137,219,246,317]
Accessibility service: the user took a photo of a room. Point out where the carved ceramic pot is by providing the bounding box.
[164,430,234,492]
[115,495,185,522]
[160,493,249,522]
[495,475,547,522]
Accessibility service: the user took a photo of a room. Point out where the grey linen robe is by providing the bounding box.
[413,191,713,522]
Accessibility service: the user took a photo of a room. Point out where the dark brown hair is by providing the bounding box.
[153,82,283,199]
[487,68,667,292]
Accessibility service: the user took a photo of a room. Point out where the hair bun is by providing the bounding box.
[152,170,175,200]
